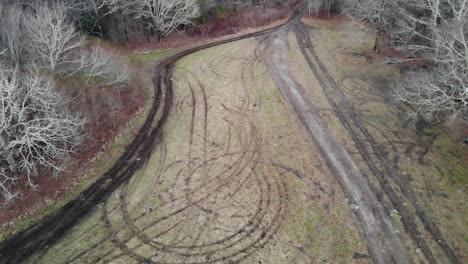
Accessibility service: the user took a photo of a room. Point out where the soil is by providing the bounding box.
[298,14,465,264]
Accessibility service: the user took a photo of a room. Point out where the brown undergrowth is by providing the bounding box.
[0,43,145,238]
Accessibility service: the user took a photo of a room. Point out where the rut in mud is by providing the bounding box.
[294,19,461,264]
[292,22,461,264]
[262,24,409,264]
[268,9,461,264]
[0,58,174,263]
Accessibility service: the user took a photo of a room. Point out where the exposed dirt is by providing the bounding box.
[23,22,366,264]
[0,22,302,263]
[304,16,466,263]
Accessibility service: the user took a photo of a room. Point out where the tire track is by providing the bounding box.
[99,158,288,263]
[90,40,291,262]
[293,20,460,264]
[77,130,286,262]
[262,17,409,263]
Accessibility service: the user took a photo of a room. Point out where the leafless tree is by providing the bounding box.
[307,0,336,16]
[343,0,400,52]
[0,1,132,203]
[344,0,467,121]
[0,65,84,203]
[68,0,111,36]
[0,3,24,67]
[69,0,108,19]
[22,2,87,74]
[394,66,467,121]
[394,0,468,121]
[21,2,129,84]
[72,44,131,85]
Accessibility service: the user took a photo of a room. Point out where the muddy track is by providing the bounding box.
[292,18,460,264]
[263,25,408,263]
[89,127,289,263]
[0,16,298,263]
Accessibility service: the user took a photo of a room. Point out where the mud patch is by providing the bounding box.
[330,48,373,66]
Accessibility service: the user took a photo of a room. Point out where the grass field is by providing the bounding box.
[29,36,367,264]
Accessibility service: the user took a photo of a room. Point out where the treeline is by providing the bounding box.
[68,0,292,43]
[4,1,292,46]
[306,0,341,16]
[342,0,467,121]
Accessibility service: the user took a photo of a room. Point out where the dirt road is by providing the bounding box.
[262,24,409,263]
[293,20,461,264]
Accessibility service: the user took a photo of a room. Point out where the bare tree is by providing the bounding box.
[0,1,132,203]
[307,0,336,17]
[106,0,200,41]
[22,2,86,74]
[394,0,468,121]
[68,0,111,36]
[343,0,400,52]
[343,0,467,121]
[72,44,131,85]
[395,66,467,120]
[0,65,84,203]
[0,3,24,67]
[21,2,130,85]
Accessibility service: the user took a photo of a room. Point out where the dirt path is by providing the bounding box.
[3,4,371,261]
[292,21,461,264]
[262,22,409,263]
[259,6,460,263]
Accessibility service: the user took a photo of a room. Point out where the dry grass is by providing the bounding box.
[0,6,294,250]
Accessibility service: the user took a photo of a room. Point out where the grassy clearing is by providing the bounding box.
[129,49,177,65]
[30,35,366,263]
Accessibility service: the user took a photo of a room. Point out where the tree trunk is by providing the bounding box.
[374,30,382,53]
[144,27,152,43]
[157,31,163,42]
